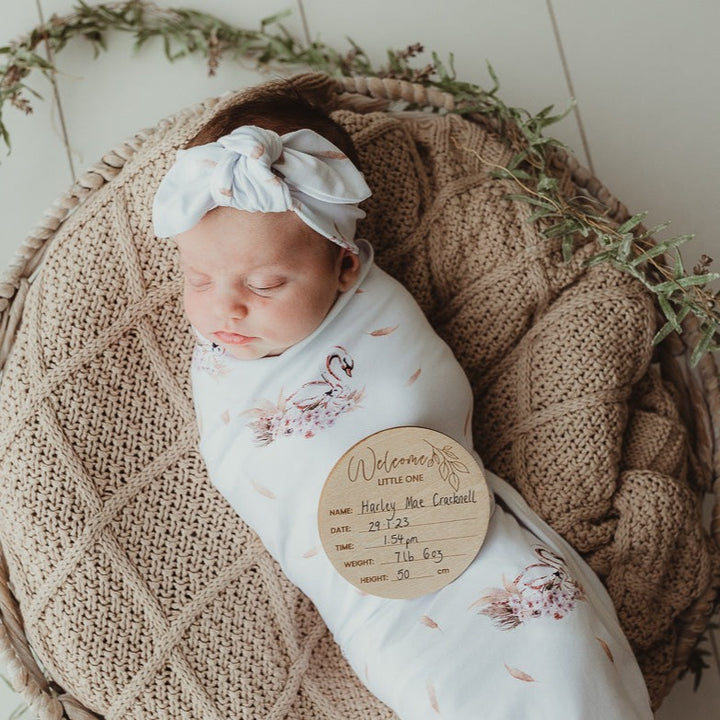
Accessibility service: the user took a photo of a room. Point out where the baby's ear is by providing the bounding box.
[337,249,361,291]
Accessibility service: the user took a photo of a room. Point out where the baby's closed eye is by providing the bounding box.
[186,276,213,290]
[247,277,286,294]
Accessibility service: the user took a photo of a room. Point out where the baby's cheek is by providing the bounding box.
[294,298,333,337]
[263,303,304,339]
[183,290,208,328]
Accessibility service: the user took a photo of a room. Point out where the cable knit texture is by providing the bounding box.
[0,75,715,717]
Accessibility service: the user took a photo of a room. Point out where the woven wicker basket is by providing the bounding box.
[0,73,718,719]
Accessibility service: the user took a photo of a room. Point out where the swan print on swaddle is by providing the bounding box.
[472,546,586,629]
[190,241,653,719]
[244,346,364,445]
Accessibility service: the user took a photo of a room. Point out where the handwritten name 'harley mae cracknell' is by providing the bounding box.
[318,428,492,599]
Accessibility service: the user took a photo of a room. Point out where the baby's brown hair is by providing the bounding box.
[185,84,360,167]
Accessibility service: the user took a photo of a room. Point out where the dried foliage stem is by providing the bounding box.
[0,0,718,362]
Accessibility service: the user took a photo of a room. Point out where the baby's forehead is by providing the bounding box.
[178,249,288,274]
[175,212,338,272]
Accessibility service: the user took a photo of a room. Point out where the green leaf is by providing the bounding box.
[536,176,558,193]
[690,322,719,367]
[584,250,617,268]
[672,251,686,280]
[629,235,694,267]
[653,319,679,346]
[506,150,528,170]
[260,9,292,32]
[0,120,10,152]
[506,168,533,180]
[527,207,554,224]
[616,212,648,235]
[617,234,634,262]
[485,60,500,95]
[657,294,682,332]
[637,220,672,239]
[543,219,578,239]
[537,99,575,127]
[504,193,554,209]
[654,273,720,293]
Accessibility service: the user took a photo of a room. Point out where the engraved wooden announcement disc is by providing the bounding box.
[318,426,491,599]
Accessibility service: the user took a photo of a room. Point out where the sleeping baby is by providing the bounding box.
[152,88,653,719]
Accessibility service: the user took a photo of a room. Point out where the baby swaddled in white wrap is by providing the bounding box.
[153,92,653,719]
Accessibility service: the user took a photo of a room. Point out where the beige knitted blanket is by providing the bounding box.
[0,75,715,717]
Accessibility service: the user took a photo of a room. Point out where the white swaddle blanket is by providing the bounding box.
[191,240,653,719]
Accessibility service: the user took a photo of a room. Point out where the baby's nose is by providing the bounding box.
[221,292,249,319]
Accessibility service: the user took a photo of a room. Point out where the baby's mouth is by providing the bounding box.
[213,331,256,345]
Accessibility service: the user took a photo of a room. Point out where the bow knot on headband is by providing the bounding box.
[152,125,372,253]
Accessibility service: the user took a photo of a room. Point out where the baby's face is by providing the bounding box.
[175,207,360,359]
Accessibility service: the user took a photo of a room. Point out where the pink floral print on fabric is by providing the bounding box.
[192,342,230,377]
[471,547,586,630]
[245,345,365,446]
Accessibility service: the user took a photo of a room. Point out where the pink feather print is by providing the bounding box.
[426,679,441,714]
[407,368,422,386]
[420,615,441,631]
[367,325,398,336]
[250,478,276,499]
[504,663,535,682]
[596,637,614,662]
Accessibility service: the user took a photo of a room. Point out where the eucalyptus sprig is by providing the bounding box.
[1,1,718,362]
[0,0,376,147]
[491,159,719,366]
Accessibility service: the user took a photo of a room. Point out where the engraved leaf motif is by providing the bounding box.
[426,440,469,491]
[407,367,422,386]
[596,636,614,662]
[251,478,276,499]
[504,663,535,682]
[443,445,458,459]
[367,325,398,336]
[438,460,460,491]
[420,615,441,630]
[426,679,440,714]
[440,458,461,491]
[439,461,450,483]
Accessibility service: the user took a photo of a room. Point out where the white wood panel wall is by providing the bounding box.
[0,1,718,717]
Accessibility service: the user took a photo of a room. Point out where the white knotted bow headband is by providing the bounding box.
[152,125,372,253]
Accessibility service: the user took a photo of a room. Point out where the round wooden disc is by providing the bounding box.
[318,426,491,599]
